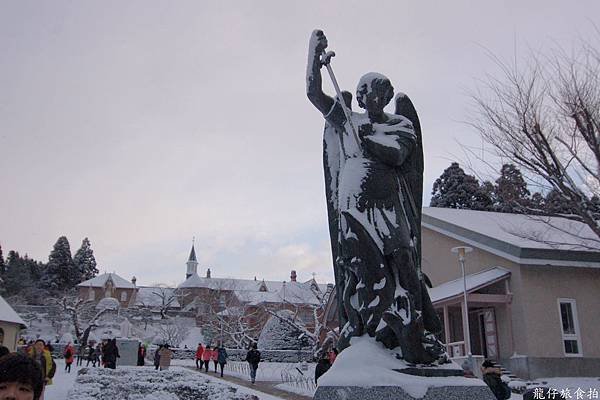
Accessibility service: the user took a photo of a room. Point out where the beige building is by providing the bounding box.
[77,272,139,307]
[0,295,26,351]
[422,207,600,379]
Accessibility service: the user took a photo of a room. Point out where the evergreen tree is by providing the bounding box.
[3,251,32,296]
[544,189,576,215]
[529,192,546,214]
[493,164,531,213]
[73,237,98,282]
[43,236,80,292]
[430,162,492,210]
[0,244,5,277]
[0,245,6,296]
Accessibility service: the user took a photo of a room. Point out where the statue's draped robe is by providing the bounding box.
[322,98,445,364]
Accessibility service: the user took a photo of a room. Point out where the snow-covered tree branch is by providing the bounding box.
[468,38,600,241]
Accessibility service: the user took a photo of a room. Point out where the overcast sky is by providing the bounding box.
[1,0,598,286]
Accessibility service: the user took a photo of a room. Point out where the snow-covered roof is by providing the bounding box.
[0,295,27,327]
[179,273,325,306]
[422,207,600,266]
[429,267,511,304]
[134,287,180,308]
[77,272,136,289]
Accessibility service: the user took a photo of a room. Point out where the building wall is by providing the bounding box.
[519,265,600,358]
[77,287,137,308]
[421,227,528,359]
[0,322,21,352]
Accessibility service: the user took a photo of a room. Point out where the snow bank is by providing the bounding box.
[69,366,258,400]
[318,336,485,398]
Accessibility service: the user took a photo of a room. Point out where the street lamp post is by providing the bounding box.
[451,246,473,361]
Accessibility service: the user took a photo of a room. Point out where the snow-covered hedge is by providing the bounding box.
[69,366,256,399]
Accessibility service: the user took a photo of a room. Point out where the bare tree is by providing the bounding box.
[469,37,600,244]
[60,295,112,345]
[150,287,178,320]
[157,318,190,347]
[260,284,336,356]
[196,279,265,348]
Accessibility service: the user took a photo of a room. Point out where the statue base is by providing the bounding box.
[394,367,464,377]
[315,336,492,399]
[313,385,496,400]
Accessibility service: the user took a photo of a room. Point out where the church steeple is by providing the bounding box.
[186,238,198,280]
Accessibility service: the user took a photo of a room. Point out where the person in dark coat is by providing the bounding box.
[244,343,261,384]
[217,345,228,377]
[103,339,120,369]
[314,353,331,385]
[481,360,511,400]
[154,345,162,370]
[137,344,146,366]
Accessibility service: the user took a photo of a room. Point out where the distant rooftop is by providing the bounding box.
[77,272,136,289]
[178,273,326,306]
[135,286,180,308]
[422,207,600,267]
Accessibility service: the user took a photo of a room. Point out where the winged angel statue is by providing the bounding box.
[307,29,448,365]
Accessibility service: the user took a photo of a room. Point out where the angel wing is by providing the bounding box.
[394,92,424,272]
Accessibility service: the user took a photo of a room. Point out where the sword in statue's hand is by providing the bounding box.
[320,50,361,147]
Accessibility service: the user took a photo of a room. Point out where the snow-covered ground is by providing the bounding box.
[44,359,83,400]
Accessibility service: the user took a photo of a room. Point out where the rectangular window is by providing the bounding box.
[121,291,128,301]
[557,299,582,356]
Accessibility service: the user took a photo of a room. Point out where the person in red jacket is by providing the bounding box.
[63,343,75,373]
[211,345,219,373]
[194,343,204,369]
[201,346,211,372]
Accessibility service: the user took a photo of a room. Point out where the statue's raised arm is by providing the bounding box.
[306,30,334,114]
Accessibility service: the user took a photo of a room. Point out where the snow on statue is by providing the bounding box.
[307,29,447,365]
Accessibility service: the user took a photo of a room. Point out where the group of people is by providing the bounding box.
[64,339,120,371]
[192,342,261,383]
[193,343,228,377]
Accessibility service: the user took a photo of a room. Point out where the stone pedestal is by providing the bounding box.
[313,385,497,400]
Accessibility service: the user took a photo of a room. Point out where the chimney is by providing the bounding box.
[131,276,137,286]
[290,270,297,282]
[206,268,211,278]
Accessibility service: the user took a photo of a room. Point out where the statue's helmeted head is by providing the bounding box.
[356,72,394,113]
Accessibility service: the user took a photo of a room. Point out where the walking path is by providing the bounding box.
[44,359,82,400]
[186,367,312,400]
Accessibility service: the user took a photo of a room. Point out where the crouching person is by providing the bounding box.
[0,353,44,400]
